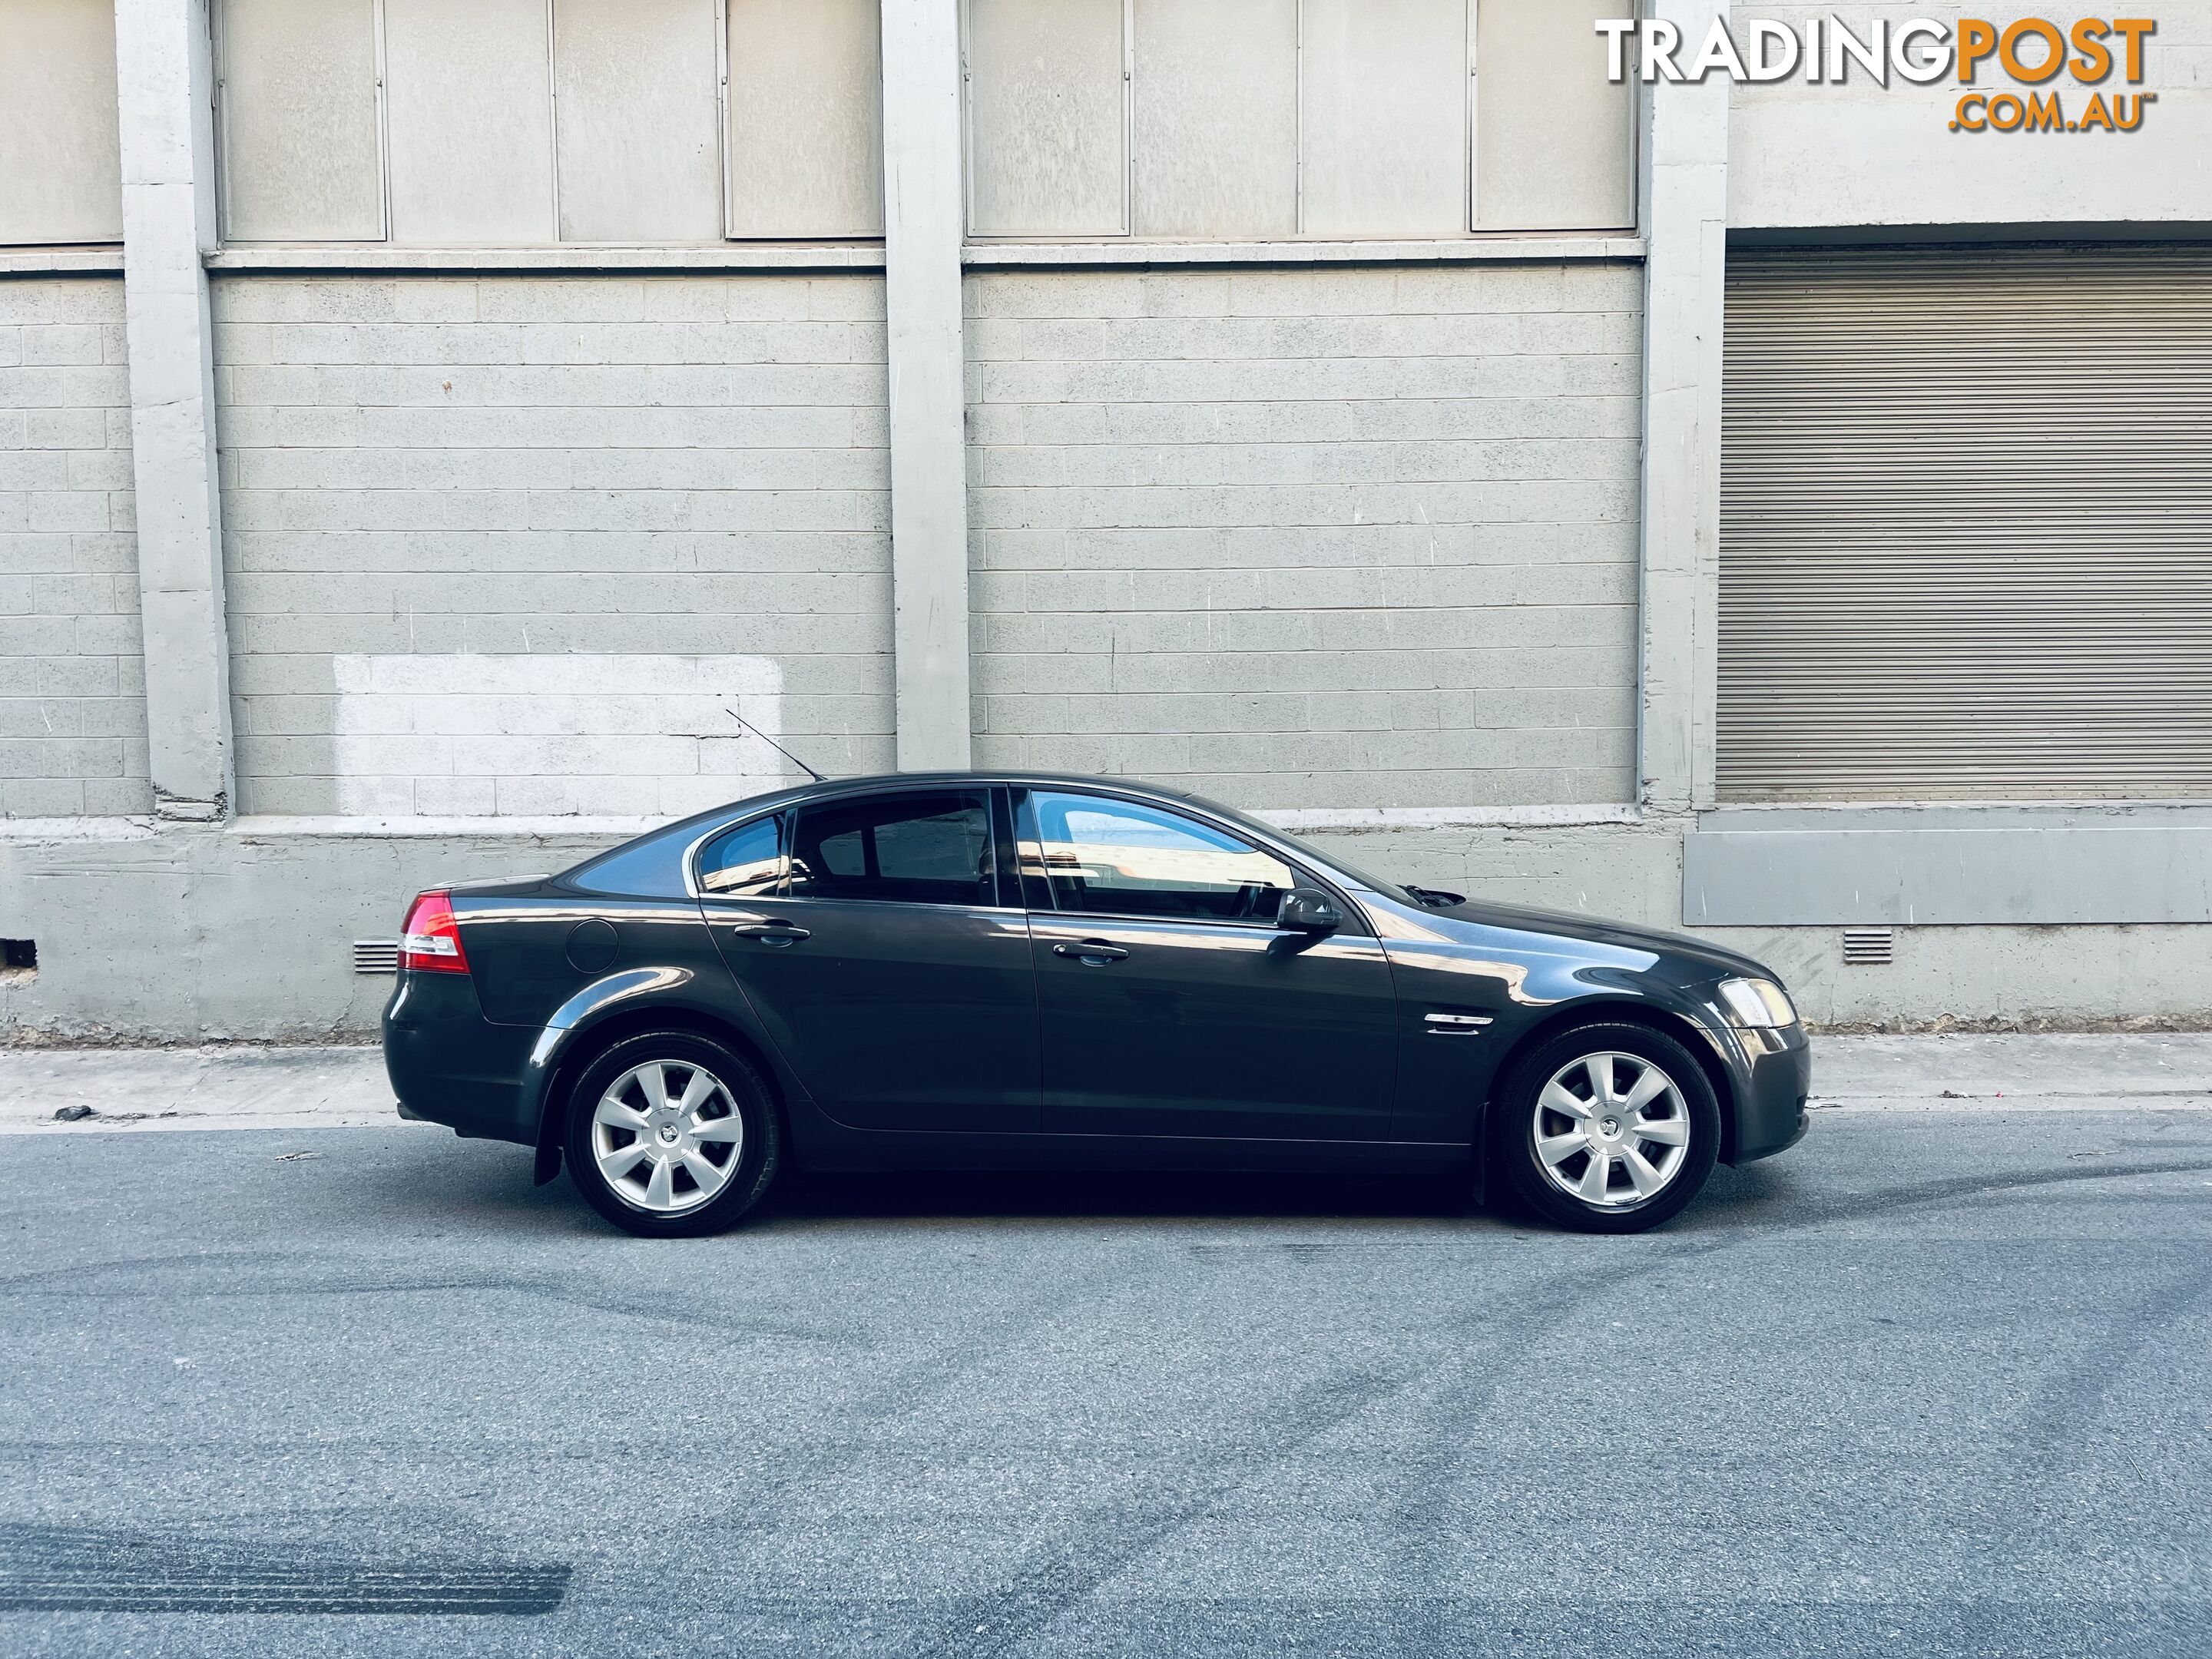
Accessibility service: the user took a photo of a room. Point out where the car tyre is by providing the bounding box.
[562,1031,780,1238]
[1493,1020,1720,1234]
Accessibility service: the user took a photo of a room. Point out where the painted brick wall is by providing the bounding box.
[0,276,147,819]
[211,273,891,816]
[965,263,1642,812]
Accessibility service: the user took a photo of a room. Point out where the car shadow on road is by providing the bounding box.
[375,1134,1800,1238]
[763,1165,1502,1227]
[359,1141,1525,1237]
[757,1158,1804,1233]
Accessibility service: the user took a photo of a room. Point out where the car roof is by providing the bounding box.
[697,770,1207,812]
[795,769,1203,799]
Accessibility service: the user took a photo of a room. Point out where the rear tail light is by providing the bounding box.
[399,889,470,975]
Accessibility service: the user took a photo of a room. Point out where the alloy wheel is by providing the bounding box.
[1531,1051,1692,1208]
[590,1059,745,1214]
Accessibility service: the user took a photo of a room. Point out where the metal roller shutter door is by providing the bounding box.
[1717,246,2212,801]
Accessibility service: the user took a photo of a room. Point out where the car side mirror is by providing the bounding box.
[1277,888,1343,934]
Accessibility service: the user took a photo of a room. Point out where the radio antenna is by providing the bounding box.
[724,707,825,783]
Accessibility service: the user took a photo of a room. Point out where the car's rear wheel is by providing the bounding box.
[1494,1021,1720,1233]
[562,1031,780,1237]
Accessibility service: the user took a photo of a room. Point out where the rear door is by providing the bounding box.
[1018,788,1399,1141]
[700,788,1039,1134]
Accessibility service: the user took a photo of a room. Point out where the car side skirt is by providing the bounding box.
[789,1124,1472,1176]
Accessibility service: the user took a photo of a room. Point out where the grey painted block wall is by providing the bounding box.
[0,276,151,818]
[964,262,1644,811]
[210,273,896,814]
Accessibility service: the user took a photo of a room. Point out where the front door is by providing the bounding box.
[1018,789,1399,1141]
[700,790,1038,1133]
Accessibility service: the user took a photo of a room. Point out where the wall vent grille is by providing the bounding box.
[353,939,400,975]
[1842,927,1895,966]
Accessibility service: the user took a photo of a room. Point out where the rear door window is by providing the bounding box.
[789,791,997,907]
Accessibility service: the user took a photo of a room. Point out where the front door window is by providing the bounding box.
[1024,792,1294,923]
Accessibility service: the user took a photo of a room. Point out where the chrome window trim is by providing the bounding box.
[1028,909,1389,942]
[705,891,1030,919]
[1028,909,1286,935]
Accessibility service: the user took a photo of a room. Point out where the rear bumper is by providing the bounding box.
[382,974,539,1146]
[1730,1027,1813,1164]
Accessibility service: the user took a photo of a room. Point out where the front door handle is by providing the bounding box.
[734,922,810,946]
[1053,939,1128,965]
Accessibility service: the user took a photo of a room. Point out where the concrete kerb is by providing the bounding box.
[3,1031,2208,1137]
[1802,1031,2212,1114]
[1,1044,403,1134]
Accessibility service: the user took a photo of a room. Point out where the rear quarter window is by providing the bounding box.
[564,826,697,898]
[697,815,789,897]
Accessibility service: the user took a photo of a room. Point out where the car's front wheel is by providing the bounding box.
[1494,1021,1720,1233]
[562,1031,780,1237]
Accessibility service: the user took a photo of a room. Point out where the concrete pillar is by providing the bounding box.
[879,0,973,772]
[114,0,233,820]
[1634,0,1730,815]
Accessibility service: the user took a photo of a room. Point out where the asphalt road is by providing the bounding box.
[2,1109,2209,1658]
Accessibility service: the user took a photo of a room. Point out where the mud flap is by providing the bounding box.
[533,1099,564,1186]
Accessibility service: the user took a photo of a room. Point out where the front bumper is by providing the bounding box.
[382,974,539,1146]
[1730,1024,1812,1164]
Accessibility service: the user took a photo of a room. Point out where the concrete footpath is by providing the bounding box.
[1,1031,2207,1135]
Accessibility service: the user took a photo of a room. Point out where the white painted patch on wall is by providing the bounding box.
[331,654,788,819]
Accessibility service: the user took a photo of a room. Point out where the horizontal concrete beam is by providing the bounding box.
[962,237,1647,267]
[0,250,126,274]
[1684,808,2212,926]
[204,245,887,274]
[197,239,1649,276]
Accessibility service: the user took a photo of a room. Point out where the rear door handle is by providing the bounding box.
[1053,939,1128,965]
[734,922,810,946]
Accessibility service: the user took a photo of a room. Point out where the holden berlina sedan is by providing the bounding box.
[383,773,1809,1237]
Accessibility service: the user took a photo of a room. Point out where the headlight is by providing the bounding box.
[1717,976,1797,1029]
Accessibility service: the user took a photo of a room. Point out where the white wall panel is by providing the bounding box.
[1475,0,1633,230]
[964,0,1126,237]
[330,654,787,818]
[553,0,724,243]
[1131,0,1296,238]
[0,0,122,244]
[727,0,883,237]
[1300,0,1468,237]
[382,0,556,245]
[217,0,384,241]
[1730,1,2212,230]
